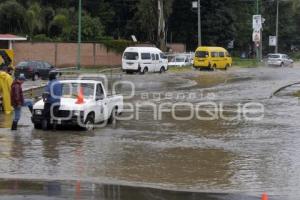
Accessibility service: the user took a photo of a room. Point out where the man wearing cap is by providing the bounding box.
[10,74,33,130]
[42,72,62,130]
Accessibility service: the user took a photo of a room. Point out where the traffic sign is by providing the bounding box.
[253,15,262,31]
[252,30,260,42]
[192,1,198,8]
[269,36,277,46]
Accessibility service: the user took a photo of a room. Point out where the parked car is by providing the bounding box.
[122,47,168,74]
[267,53,293,67]
[168,56,192,67]
[31,80,123,130]
[15,61,59,81]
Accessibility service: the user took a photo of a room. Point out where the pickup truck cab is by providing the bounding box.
[32,80,123,130]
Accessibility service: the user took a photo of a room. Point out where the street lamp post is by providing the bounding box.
[275,0,279,53]
[77,0,82,70]
[197,0,202,46]
[256,0,260,62]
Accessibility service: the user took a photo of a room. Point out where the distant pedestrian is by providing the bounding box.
[10,74,33,130]
[42,72,62,130]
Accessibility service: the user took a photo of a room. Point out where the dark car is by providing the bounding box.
[15,61,59,81]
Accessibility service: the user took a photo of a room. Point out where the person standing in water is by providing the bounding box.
[10,74,33,130]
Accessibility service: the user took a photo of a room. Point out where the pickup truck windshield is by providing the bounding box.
[62,83,95,99]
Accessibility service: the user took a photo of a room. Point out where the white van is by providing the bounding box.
[122,47,168,74]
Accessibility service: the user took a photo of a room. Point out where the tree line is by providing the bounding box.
[0,0,299,54]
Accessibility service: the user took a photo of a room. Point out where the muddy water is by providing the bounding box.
[1,67,300,199]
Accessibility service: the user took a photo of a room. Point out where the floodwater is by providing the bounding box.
[1,66,300,199]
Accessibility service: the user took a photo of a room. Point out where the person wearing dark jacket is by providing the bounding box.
[42,72,62,130]
[10,74,33,130]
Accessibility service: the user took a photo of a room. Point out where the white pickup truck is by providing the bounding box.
[31,80,123,130]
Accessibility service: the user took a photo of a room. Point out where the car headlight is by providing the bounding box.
[35,109,42,115]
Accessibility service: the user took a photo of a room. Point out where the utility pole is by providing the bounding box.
[158,0,166,51]
[198,0,202,46]
[256,0,260,62]
[77,0,82,70]
[275,0,279,53]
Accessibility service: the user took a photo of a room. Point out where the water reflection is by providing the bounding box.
[0,113,12,128]
[0,179,274,200]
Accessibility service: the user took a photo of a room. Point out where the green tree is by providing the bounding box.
[134,0,157,41]
[130,0,173,43]
[48,13,70,39]
[41,6,55,35]
[26,2,43,38]
[70,13,104,41]
[0,0,26,34]
[48,8,76,40]
[168,0,197,50]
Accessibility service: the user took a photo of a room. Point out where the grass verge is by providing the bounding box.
[59,66,122,74]
[232,57,259,68]
[168,65,193,73]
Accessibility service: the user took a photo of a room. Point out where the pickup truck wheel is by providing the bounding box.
[108,108,117,124]
[85,114,95,131]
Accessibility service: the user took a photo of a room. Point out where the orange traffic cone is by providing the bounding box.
[261,193,268,200]
[75,87,85,104]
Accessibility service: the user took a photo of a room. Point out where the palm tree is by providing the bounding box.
[26,2,43,38]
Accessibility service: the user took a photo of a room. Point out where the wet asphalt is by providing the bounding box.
[1,66,300,199]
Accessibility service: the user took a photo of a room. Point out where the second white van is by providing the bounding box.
[122,47,168,74]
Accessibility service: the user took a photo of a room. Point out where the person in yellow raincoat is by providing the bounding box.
[0,67,13,114]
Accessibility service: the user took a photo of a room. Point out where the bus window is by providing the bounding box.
[141,53,151,60]
[160,53,167,59]
[123,52,139,60]
[195,51,208,58]
[211,52,219,57]
[151,54,155,60]
[219,52,225,57]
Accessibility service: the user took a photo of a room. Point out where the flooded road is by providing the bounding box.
[1,66,300,199]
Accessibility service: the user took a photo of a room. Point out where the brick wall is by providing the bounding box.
[167,43,186,53]
[13,42,122,68]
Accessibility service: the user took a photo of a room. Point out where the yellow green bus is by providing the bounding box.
[193,46,232,70]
